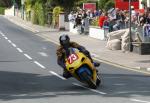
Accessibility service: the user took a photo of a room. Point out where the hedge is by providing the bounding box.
[0,7,5,15]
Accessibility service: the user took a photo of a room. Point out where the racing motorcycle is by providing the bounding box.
[65,47,101,89]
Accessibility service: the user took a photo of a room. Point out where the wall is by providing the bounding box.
[5,6,15,16]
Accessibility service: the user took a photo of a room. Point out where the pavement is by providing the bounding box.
[3,15,150,73]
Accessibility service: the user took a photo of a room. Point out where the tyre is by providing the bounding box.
[96,73,102,86]
[80,72,97,89]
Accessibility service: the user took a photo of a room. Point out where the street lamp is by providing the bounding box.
[129,0,132,52]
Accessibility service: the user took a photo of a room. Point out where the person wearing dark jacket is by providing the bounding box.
[56,34,100,78]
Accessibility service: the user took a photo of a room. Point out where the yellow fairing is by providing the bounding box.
[65,51,97,82]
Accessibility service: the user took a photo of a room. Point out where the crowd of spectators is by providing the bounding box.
[68,7,150,34]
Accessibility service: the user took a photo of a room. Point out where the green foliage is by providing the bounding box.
[26,0,89,26]
[38,3,45,25]
[31,2,45,25]
[104,0,115,11]
[0,0,12,7]
[25,0,32,21]
[0,7,5,15]
[141,0,147,6]
[91,18,99,26]
[98,0,114,11]
[98,0,108,9]
[52,6,63,27]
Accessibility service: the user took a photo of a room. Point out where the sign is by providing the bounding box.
[115,0,139,10]
[67,53,78,64]
[83,3,96,12]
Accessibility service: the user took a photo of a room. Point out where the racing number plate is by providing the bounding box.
[67,53,79,64]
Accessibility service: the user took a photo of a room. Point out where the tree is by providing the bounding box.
[104,0,115,11]
[0,0,12,7]
[98,0,114,11]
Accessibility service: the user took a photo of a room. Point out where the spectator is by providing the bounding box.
[99,12,108,28]
[146,13,150,24]
[74,10,82,28]
[68,11,75,22]
[137,13,146,26]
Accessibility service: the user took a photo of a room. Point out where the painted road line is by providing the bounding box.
[24,54,32,60]
[11,43,17,47]
[49,71,66,80]
[17,48,23,53]
[72,82,107,95]
[34,61,46,69]
[8,40,12,43]
[38,52,48,57]
[0,32,5,36]
[4,37,8,40]
[130,99,150,103]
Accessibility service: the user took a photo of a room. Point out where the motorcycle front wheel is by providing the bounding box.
[80,72,97,89]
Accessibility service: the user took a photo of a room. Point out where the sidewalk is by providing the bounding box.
[4,16,150,73]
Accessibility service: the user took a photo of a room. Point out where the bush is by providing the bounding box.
[104,0,115,11]
[52,6,63,28]
[31,2,45,25]
[0,7,5,15]
[38,3,45,26]
[31,2,39,24]
[91,18,99,26]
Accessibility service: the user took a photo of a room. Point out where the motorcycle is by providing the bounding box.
[65,47,101,89]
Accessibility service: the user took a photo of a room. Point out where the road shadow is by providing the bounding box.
[0,70,94,101]
[101,73,150,97]
[0,71,150,101]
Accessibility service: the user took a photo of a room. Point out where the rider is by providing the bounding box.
[56,34,100,79]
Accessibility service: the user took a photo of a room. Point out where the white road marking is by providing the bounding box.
[12,43,17,47]
[17,48,23,53]
[8,40,12,43]
[11,43,17,47]
[0,32,5,36]
[130,99,150,103]
[49,71,66,80]
[38,52,48,57]
[113,83,126,86]
[34,61,46,69]
[24,54,32,60]
[42,47,47,50]
[72,82,107,95]
[0,31,5,36]
[4,37,8,40]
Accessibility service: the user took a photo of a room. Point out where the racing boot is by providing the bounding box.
[63,69,72,79]
[93,62,100,67]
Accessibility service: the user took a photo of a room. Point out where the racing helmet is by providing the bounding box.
[59,34,70,48]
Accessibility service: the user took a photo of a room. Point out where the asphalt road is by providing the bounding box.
[0,16,150,103]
